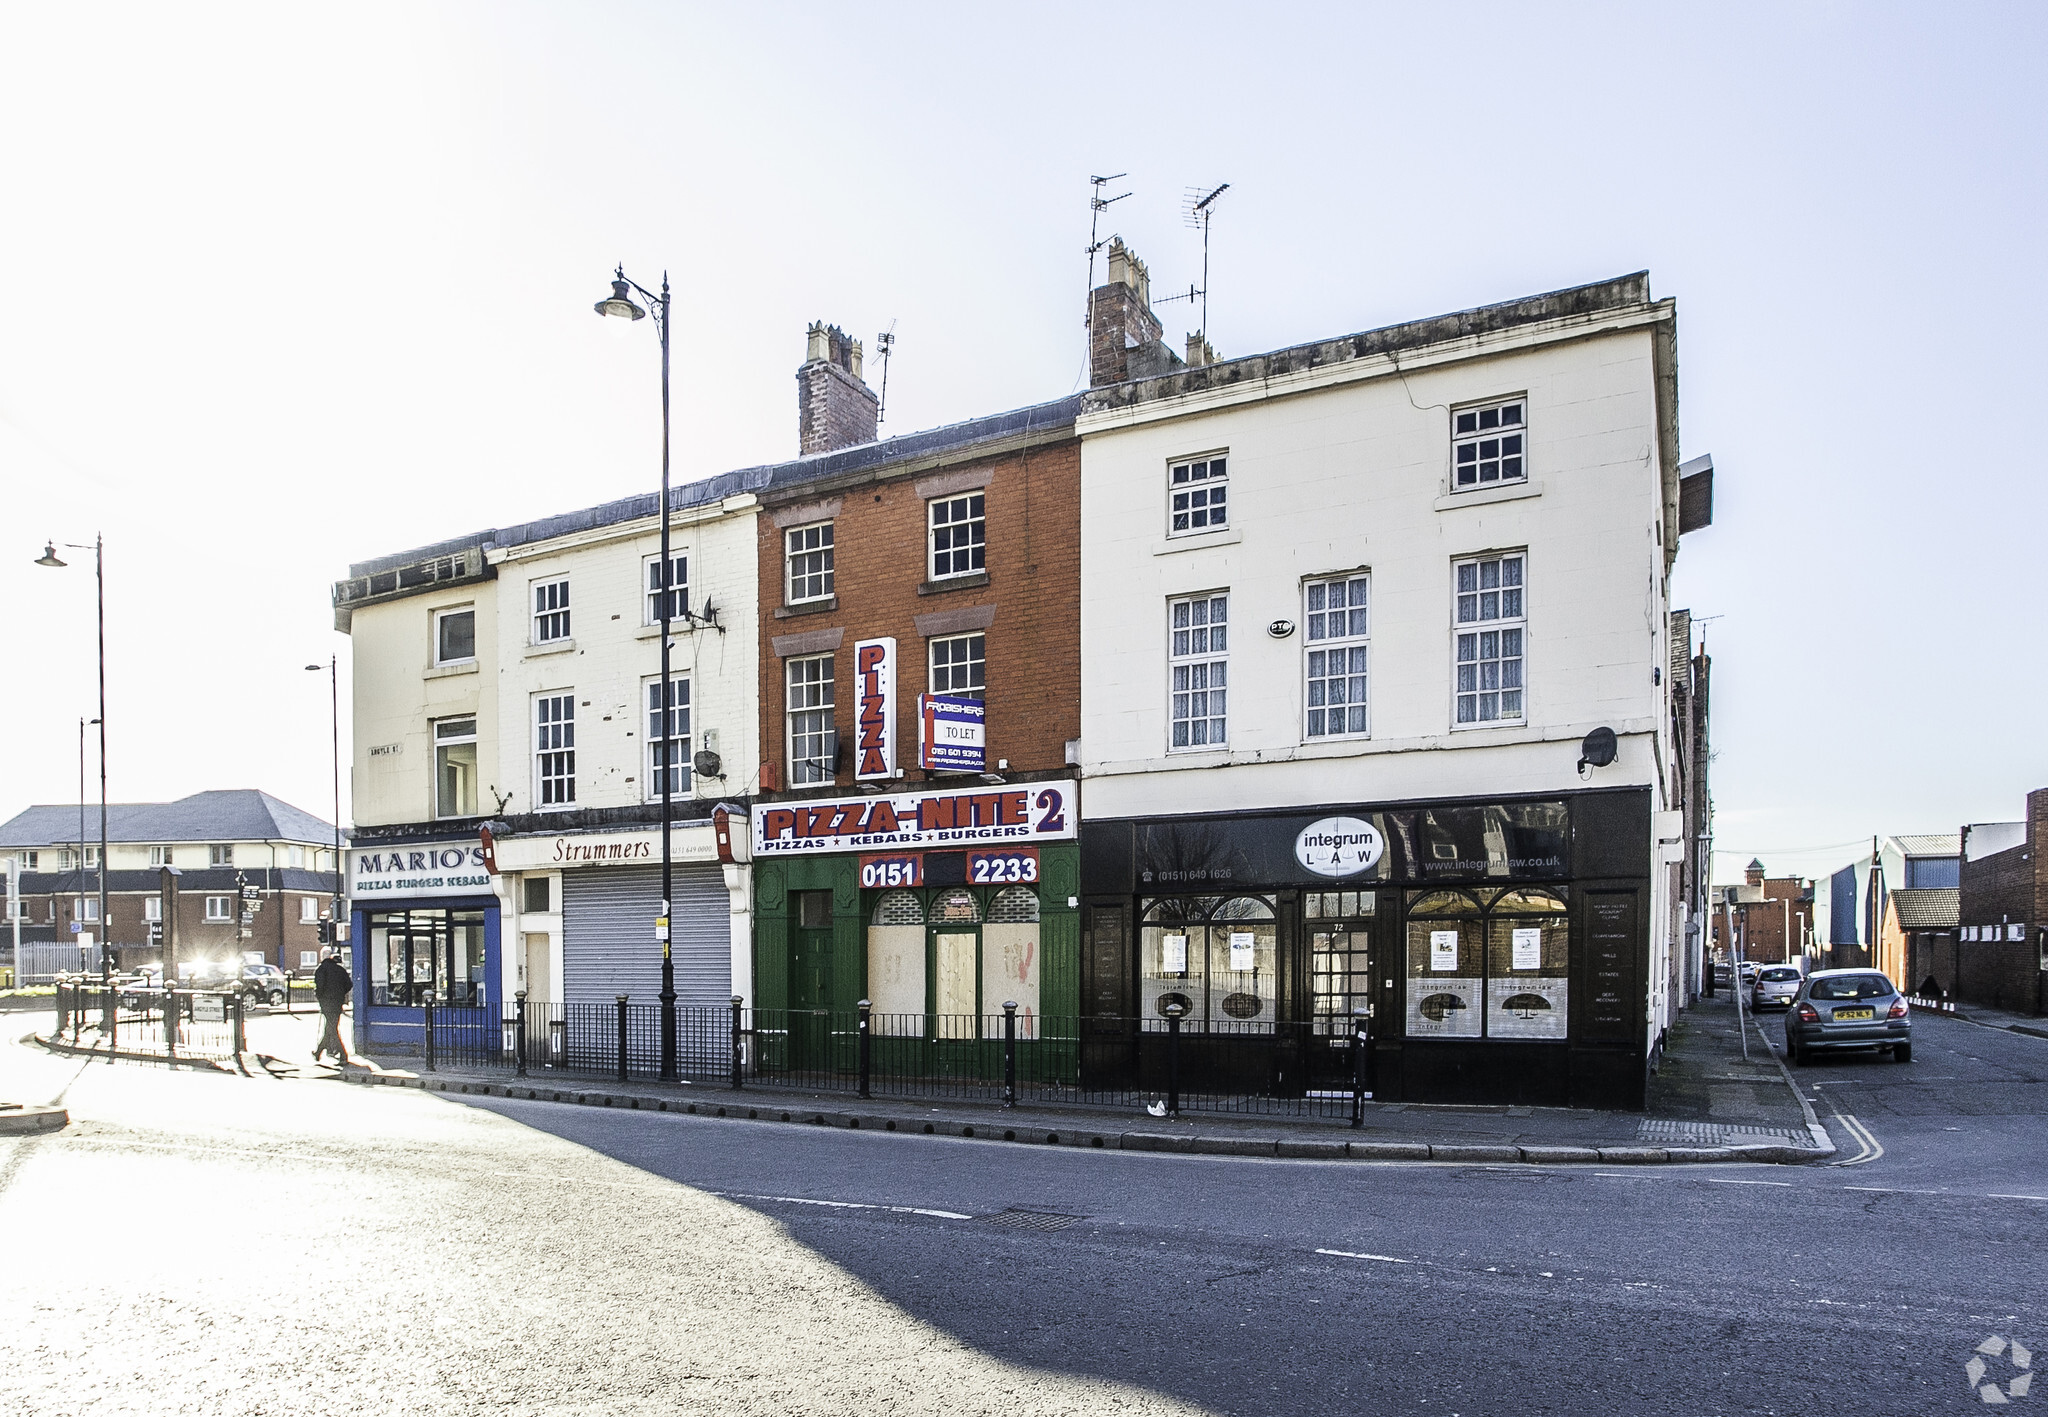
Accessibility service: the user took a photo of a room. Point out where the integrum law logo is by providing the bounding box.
[1967,1335,2032,1404]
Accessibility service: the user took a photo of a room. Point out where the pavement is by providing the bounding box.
[2,1000,2043,1415]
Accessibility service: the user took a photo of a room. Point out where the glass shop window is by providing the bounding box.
[1404,887,1568,1041]
[1138,895,1277,1034]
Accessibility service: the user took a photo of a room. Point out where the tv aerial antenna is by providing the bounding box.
[874,319,897,424]
[1154,183,1230,345]
[1084,173,1131,335]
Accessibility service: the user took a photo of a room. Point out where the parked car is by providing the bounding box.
[1784,969,1911,1065]
[1751,965,1803,1011]
[1738,961,1760,986]
[236,963,290,1007]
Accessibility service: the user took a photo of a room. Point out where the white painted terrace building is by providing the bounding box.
[1073,271,1712,1110]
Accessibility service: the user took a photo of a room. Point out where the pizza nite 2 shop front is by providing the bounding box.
[750,780,1082,1028]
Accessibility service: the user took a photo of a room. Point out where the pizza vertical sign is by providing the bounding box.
[854,637,896,781]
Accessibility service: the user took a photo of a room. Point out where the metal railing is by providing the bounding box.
[385,995,1379,1124]
[50,978,247,1062]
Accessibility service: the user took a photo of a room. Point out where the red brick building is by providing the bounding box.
[1948,792,2048,1014]
[1711,859,1814,965]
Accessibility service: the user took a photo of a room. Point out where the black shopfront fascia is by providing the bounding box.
[1079,786,1655,1110]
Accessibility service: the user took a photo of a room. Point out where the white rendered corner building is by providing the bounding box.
[1073,269,1712,1110]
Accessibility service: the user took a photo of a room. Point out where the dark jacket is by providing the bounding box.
[314,958,353,1007]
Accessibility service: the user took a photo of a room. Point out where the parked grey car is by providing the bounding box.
[1784,969,1911,1065]
[1751,965,1803,1011]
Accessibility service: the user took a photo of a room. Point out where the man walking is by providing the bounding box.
[313,950,353,1066]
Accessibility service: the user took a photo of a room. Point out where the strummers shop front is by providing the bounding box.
[1078,788,1657,1110]
[347,837,500,1054]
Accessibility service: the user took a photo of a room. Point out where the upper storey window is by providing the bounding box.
[532,579,571,644]
[1452,399,1525,489]
[434,607,475,665]
[929,494,986,580]
[1169,454,1227,535]
[787,523,834,603]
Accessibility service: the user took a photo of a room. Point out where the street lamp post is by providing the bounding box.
[593,264,678,1082]
[304,658,344,936]
[37,538,108,990]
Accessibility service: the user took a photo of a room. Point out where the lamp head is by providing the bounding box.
[305,664,322,672]
[35,543,66,568]
[594,275,646,322]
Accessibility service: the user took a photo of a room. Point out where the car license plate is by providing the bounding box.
[1833,1007,1874,1021]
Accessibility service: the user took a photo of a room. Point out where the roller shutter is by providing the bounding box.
[561,863,732,1008]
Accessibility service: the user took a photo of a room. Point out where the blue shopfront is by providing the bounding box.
[347,839,501,1054]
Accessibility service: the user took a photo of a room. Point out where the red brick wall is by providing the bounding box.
[756,438,1081,796]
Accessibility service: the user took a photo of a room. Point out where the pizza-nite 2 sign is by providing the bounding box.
[753,780,1076,856]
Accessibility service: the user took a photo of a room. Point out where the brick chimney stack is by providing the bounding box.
[1745,858,1766,888]
[1089,239,1184,387]
[797,322,879,455]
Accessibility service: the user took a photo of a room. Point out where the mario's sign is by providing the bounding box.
[753,780,1076,856]
[853,637,896,781]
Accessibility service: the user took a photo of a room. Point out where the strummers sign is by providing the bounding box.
[754,780,1077,856]
[853,637,896,781]
[918,692,985,772]
[348,844,496,900]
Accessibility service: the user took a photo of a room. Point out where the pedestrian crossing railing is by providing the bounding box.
[48,977,248,1063]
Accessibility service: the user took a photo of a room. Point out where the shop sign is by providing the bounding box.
[754,780,1077,856]
[967,848,1038,884]
[349,845,495,900]
[1293,817,1384,877]
[918,693,985,772]
[860,853,923,888]
[486,826,717,873]
[853,637,896,781]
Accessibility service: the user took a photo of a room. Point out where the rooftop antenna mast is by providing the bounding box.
[1084,173,1131,344]
[1185,182,1230,345]
[874,319,897,424]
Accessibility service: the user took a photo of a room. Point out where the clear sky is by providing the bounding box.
[3,2,2042,884]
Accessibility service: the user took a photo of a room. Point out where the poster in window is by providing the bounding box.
[1430,930,1460,971]
[1406,977,1481,1037]
[1228,932,1256,972]
[1511,927,1543,971]
[1487,977,1568,1039]
[1162,934,1189,975]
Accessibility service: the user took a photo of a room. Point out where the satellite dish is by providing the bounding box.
[693,750,725,780]
[1578,726,1618,772]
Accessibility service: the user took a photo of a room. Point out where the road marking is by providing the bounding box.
[1702,1177,1792,1187]
[1315,1248,1413,1263]
[1987,1194,2048,1202]
[1827,1112,1884,1167]
[1843,1185,1944,1195]
[709,1190,972,1220]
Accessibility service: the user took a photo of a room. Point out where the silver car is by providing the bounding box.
[1784,968,1911,1065]
[1751,965,1803,1011]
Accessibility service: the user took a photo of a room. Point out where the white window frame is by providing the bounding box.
[433,604,477,665]
[1304,572,1370,741]
[532,578,571,644]
[434,715,479,819]
[928,493,986,580]
[209,844,234,867]
[149,846,174,867]
[300,896,318,923]
[1168,592,1229,751]
[1168,451,1229,536]
[289,845,305,868]
[786,522,834,604]
[16,851,36,871]
[1450,397,1527,491]
[643,552,690,626]
[73,897,100,922]
[534,693,577,808]
[928,632,986,701]
[1453,551,1527,727]
[204,895,231,923]
[645,674,693,801]
[144,897,161,922]
[786,654,836,786]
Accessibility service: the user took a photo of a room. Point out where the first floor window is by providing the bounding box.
[929,633,985,700]
[209,844,234,867]
[73,898,100,921]
[645,553,689,624]
[435,606,476,664]
[535,694,576,806]
[205,896,231,923]
[533,578,571,643]
[144,897,161,922]
[435,716,478,818]
[1304,573,1370,739]
[10,897,35,921]
[786,654,836,785]
[1169,592,1228,749]
[1454,552,1525,725]
[1169,453,1228,534]
[300,896,319,923]
[647,676,692,799]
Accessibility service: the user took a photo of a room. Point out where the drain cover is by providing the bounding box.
[981,1208,1082,1231]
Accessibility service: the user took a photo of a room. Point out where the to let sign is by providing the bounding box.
[854,637,896,781]
[918,693,985,772]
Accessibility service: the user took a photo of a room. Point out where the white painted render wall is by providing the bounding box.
[1076,320,1676,824]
